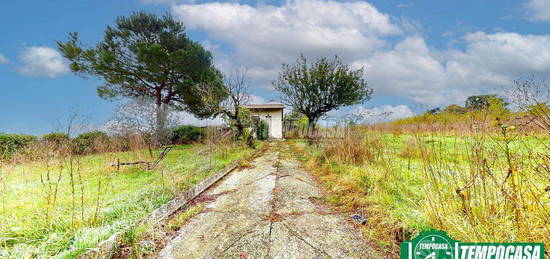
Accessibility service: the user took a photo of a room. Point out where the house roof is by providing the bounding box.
[244,103,285,109]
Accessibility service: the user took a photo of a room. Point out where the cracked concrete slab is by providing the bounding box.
[269,222,328,258]
[157,143,378,259]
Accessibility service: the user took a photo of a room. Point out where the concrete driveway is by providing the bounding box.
[158,144,377,258]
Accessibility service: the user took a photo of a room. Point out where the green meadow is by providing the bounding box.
[293,131,550,254]
[0,144,252,258]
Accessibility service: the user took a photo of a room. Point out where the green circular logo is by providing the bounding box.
[413,234,454,259]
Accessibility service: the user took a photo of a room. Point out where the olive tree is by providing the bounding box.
[273,55,372,132]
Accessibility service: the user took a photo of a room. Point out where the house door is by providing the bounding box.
[265,114,272,138]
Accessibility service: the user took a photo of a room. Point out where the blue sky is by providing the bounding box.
[1,0,550,134]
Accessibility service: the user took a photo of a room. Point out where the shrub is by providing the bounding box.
[443,104,465,114]
[73,131,110,154]
[283,112,309,139]
[0,133,37,160]
[170,126,204,144]
[256,120,269,140]
[42,132,70,144]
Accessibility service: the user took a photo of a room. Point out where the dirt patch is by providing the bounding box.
[189,189,237,206]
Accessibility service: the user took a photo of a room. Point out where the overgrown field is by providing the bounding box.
[0,144,252,257]
[292,129,549,255]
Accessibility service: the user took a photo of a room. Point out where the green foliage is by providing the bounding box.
[283,110,309,138]
[273,54,372,128]
[465,94,508,112]
[443,104,465,114]
[42,132,70,144]
[170,125,204,144]
[57,12,225,123]
[256,120,269,140]
[0,133,36,160]
[223,108,255,140]
[284,110,308,127]
[72,131,110,154]
[393,94,510,125]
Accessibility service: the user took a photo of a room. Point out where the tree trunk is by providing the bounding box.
[155,102,168,146]
[246,125,256,149]
[307,116,317,138]
[235,120,245,140]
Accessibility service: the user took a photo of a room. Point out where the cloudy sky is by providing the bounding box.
[1,0,550,134]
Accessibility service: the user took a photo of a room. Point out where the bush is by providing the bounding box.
[0,133,37,160]
[256,120,269,140]
[42,132,70,144]
[73,131,110,154]
[171,126,204,144]
[443,104,465,114]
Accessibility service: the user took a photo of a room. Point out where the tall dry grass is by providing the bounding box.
[416,122,549,244]
[293,117,549,256]
[0,127,243,257]
[323,131,382,165]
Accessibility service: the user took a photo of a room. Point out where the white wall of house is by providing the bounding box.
[250,109,283,139]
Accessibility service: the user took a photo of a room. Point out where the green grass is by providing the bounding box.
[293,131,550,254]
[0,144,252,258]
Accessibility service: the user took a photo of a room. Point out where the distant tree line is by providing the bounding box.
[425,94,509,115]
[0,125,206,161]
[392,94,515,126]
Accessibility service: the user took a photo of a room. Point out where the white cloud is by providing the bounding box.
[358,32,550,105]
[18,46,69,78]
[361,37,452,105]
[350,105,414,123]
[170,111,224,127]
[173,0,400,86]
[0,54,8,64]
[457,32,550,75]
[172,0,550,107]
[525,0,550,22]
[248,94,267,104]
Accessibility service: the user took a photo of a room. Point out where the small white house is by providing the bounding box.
[244,104,284,139]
